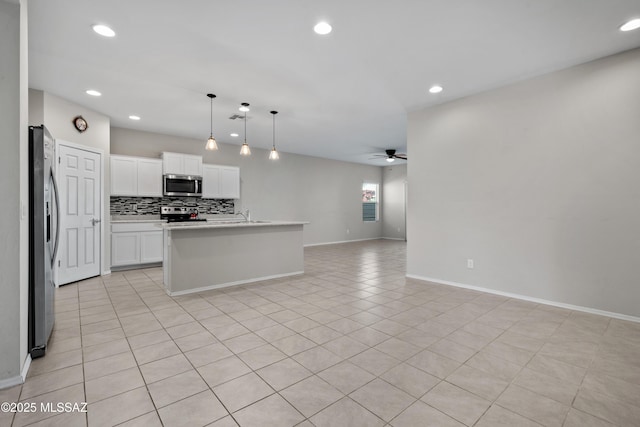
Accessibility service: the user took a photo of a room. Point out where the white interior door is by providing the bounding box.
[57,143,102,285]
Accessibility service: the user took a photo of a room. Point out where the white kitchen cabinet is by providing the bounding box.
[111,222,163,268]
[183,155,202,175]
[220,166,240,198]
[110,155,162,197]
[137,158,163,196]
[111,232,139,266]
[110,156,138,196]
[162,152,203,176]
[201,164,221,198]
[140,231,163,263]
[202,164,240,199]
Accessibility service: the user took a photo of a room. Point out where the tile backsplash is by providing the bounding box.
[110,197,234,216]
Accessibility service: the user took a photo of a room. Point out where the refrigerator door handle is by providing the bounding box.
[50,168,61,267]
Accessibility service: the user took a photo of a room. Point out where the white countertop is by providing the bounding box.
[111,215,165,223]
[159,220,308,230]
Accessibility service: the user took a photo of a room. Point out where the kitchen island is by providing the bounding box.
[159,220,307,296]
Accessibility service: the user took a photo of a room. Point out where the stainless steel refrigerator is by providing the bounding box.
[29,125,59,358]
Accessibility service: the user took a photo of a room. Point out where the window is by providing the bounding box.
[362,182,379,222]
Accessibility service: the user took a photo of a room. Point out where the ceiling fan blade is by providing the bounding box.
[394,154,407,159]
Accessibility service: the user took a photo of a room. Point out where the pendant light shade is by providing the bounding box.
[240,103,251,156]
[269,110,279,160]
[205,93,218,151]
[205,136,218,151]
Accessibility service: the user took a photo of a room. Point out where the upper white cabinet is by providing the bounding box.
[201,164,221,198]
[111,155,162,197]
[183,155,202,176]
[220,166,240,198]
[137,158,163,196]
[202,164,240,199]
[162,152,202,176]
[111,156,137,196]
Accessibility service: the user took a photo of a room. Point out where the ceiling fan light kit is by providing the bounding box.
[371,149,407,162]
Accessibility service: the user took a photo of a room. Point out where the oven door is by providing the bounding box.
[163,174,202,197]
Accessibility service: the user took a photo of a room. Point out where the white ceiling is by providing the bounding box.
[28,0,640,165]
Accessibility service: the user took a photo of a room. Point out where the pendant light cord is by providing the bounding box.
[210,97,213,137]
[272,113,276,149]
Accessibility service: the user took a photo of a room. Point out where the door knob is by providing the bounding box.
[91,218,101,226]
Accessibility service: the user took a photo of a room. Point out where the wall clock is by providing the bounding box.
[73,115,88,133]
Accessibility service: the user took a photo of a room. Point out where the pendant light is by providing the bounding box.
[205,93,218,151]
[269,110,279,160]
[239,102,251,156]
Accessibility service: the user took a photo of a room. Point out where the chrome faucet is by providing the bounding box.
[236,209,251,222]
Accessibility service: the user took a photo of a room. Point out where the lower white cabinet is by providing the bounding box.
[111,222,164,268]
[111,232,140,266]
[140,231,163,263]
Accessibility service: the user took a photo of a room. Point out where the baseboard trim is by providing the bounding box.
[0,355,31,390]
[381,237,406,241]
[21,354,31,382]
[406,274,640,323]
[102,269,112,275]
[304,238,380,248]
[110,262,161,272]
[166,271,305,297]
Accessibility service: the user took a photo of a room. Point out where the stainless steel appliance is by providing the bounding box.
[160,206,207,222]
[163,174,202,197]
[28,125,59,358]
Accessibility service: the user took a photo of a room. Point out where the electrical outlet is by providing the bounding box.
[467,259,474,269]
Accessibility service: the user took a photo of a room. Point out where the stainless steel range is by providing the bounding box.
[160,206,207,222]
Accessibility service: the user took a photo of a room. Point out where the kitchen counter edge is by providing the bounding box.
[159,220,309,230]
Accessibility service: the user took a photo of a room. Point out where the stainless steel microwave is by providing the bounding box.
[163,174,202,197]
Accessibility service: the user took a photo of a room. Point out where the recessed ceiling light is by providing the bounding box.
[429,85,443,94]
[314,21,332,35]
[128,115,140,121]
[92,24,115,37]
[230,133,239,137]
[86,89,101,97]
[620,18,640,32]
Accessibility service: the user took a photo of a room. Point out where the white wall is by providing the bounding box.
[0,0,28,388]
[110,127,383,245]
[382,164,406,240]
[407,48,640,319]
[29,89,112,272]
[18,0,29,385]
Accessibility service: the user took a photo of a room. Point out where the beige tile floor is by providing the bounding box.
[2,239,640,426]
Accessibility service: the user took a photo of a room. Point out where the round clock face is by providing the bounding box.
[73,116,88,133]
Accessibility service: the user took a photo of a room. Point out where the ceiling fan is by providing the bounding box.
[371,149,407,163]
